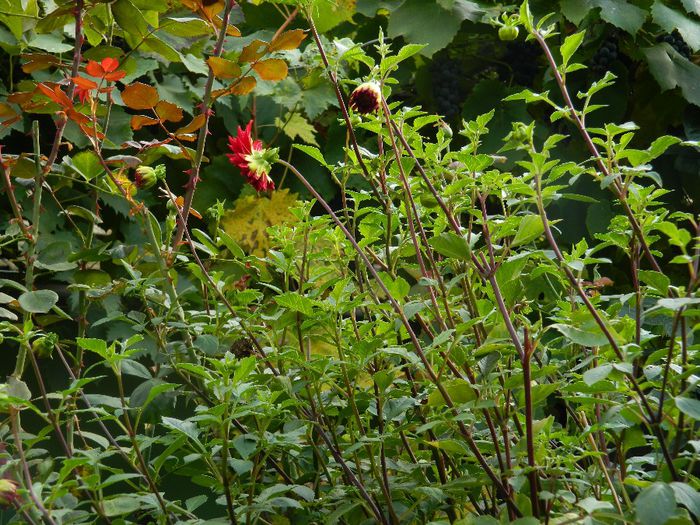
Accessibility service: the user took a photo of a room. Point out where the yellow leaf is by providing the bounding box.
[253,59,288,81]
[207,56,242,80]
[229,76,257,95]
[220,189,298,256]
[239,39,268,63]
[269,29,307,52]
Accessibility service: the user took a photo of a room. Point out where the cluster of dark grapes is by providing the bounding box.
[430,57,464,118]
[590,36,618,74]
[503,42,541,86]
[657,30,692,59]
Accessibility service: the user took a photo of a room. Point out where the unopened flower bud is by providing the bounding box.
[348,81,382,114]
[135,165,162,189]
[0,479,18,507]
[32,333,58,359]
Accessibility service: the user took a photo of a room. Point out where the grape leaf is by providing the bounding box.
[652,1,700,51]
[644,44,700,106]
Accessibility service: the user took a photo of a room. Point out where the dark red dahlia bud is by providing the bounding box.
[348,81,382,114]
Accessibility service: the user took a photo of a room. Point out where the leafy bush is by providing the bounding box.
[0,1,698,524]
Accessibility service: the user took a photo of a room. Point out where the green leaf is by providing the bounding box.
[638,270,670,295]
[102,494,142,517]
[644,44,700,106]
[560,0,592,24]
[427,379,477,407]
[77,338,109,360]
[652,1,700,51]
[670,482,700,518]
[193,334,219,355]
[381,43,426,75]
[429,232,473,261]
[560,31,585,68]
[18,290,59,313]
[275,292,315,316]
[596,0,647,34]
[294,144,329,168]
[511,215,544,247]
[36,242,78,271]
[681,0,700,15]
[551,323,612,347]
[388,0,467,57]
[112,0,149,38]
[64,151,104,180]
[635,483,677,525]
[276,112,318,146]
[675,396,700,419]
[583,364,613,386]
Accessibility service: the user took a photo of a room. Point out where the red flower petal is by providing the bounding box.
[226,120,275,192]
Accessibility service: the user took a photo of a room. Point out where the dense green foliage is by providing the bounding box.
[0,0,699,524]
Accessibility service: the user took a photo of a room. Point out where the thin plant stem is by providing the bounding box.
[277,158,521,517]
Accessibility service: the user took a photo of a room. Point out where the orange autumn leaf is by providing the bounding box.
[155,100,183,123]
[252,59,288,81]
[21,53,60,74]
[239,39,268,63]
[36,83,72,108]
[174,196,202,219]
[269,29,307,52]
[72,76,98,90]
[207,56,241,80]
[226,25,241,37]
[229,76,257,95]
[121,82,159,110]
[131,115,160,130]
[175,114,206,135]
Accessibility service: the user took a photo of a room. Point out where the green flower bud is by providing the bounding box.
[499,25,519,41]
[32,333,58,359]
[135,166,157,189]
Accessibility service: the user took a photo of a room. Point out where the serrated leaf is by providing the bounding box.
[511,215,544,247]
[293,144,329,168]
[269,29,307,52]
[429,232,473,260]
[276,112,317,145]
[121,82,159,109]
[644,44,700,106]
[652,1,700,51]
[560,31,585,68]
[253,59,288,81]
[207,56,242,80]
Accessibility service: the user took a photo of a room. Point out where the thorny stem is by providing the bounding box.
[13,122,42,379]
[44,0,84,174]
[172,0,235,251]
